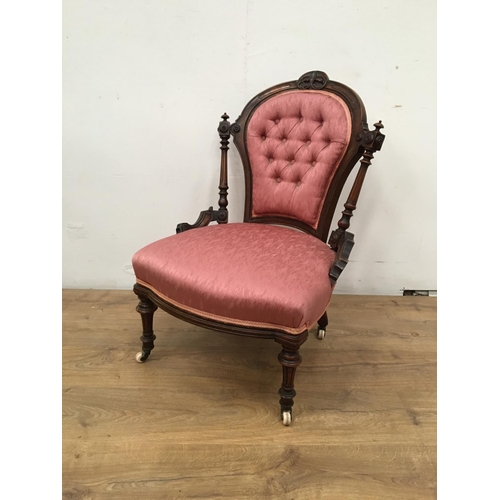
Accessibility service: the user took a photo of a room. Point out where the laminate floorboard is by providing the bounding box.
[63,290,436,499]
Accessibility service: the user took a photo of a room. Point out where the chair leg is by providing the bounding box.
[317,311,328,340]
[134,292,158,363]
[277,347,302,426]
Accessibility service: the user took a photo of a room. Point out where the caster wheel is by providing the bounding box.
[135,352,145,363]
[282,411,292,426]
[317,328,326,340]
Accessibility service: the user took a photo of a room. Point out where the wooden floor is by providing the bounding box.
[63,290,436,499]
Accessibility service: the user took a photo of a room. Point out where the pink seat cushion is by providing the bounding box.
[132,223,336,334]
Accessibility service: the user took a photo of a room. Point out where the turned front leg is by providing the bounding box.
[278,348,302,421]
[135,293,158,362]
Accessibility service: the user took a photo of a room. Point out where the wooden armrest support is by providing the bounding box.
[176,206,228,234]
[327,121,384,284]
[328,230,355,285]
[176,113,233,235]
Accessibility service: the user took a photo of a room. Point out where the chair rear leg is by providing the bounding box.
[134,291,158,362]
[317,311,328,340]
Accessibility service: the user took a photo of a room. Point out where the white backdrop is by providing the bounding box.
[62,0,436,294]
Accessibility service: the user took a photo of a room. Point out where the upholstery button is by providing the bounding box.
[269,157,273,163]
[299,117,303,122]
[282,138,287,143]
[275,119,280,124]
[290,160,295,165]
[296,181,301,187]
[312,161,316,166]
[306,140,311,145]
[276,177,281,183]
[261,135,266,141]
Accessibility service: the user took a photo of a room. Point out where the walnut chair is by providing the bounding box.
[131,71,385,425]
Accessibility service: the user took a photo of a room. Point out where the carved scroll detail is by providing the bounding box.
[298,70,329,90]
[176,206,217,233]
[328,231,355,285]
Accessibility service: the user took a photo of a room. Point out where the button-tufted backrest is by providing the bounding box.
[230,72,370,241]
[246,90,351,229]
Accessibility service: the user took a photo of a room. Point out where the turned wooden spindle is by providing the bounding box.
[217,113,231,224]
[335,121,385,240]
[175,113,233,233]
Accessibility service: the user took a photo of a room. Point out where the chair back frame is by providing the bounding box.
[230,70,371,242]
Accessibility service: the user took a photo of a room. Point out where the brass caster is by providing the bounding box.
[282,411,292,426]
[317,328,326,340]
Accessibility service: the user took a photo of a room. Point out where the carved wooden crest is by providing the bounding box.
[297,70,329,90]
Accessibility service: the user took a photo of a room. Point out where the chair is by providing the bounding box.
[131,70,385,425]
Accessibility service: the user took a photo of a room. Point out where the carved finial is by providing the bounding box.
[372,121,385,151]
[360,121,385,151]
[218,113,230,136]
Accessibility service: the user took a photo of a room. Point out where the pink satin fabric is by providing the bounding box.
[132,223,336,332]
[246,90,351,228]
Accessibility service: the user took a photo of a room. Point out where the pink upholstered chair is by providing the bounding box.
[132,71,385,425]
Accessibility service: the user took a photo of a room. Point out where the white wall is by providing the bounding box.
[63,0,436,294]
